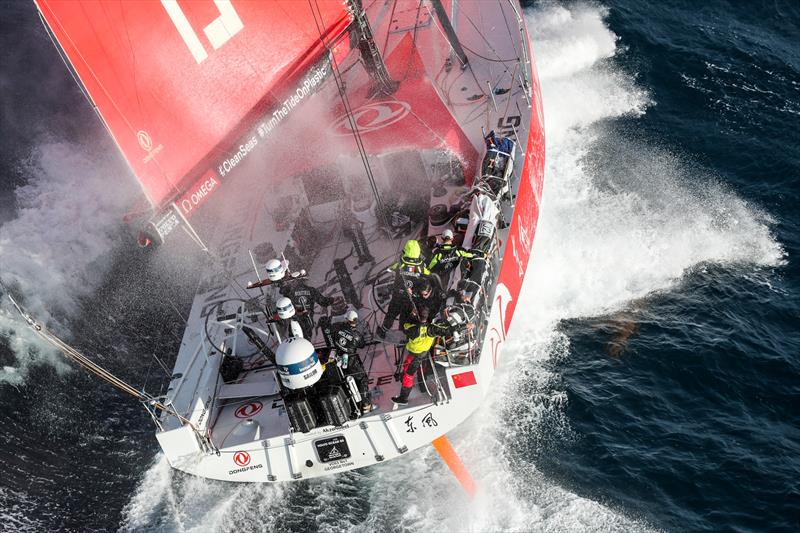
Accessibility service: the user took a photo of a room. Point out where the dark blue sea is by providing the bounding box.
[1,1,798,531]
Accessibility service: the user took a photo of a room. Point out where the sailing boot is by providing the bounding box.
[392,386,412,405]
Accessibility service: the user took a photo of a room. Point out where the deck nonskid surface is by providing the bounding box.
[206,166,461,448]
[164,0,533,452]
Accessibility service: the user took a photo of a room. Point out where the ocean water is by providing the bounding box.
[1,1,798,532]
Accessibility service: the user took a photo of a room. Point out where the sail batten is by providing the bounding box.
[35,0,351,210]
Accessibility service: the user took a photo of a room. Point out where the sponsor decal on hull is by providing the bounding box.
[487,283,513,368]
[178,173,220,215]
[403,412,439,433]
[323,460,355,472]
[233,450,251,467]
[229,463,263,476]
[228,463,264,476]
[331,101,411,135]
[235,401,263,419]
[228,451,264,475]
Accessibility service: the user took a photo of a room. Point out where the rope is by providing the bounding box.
[0,279,194,428]
[308,0,391,229]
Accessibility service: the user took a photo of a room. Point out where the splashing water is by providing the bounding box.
[0,142,136,384]
[112,2,784,531]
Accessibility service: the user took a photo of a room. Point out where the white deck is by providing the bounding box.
[156,0,540,482]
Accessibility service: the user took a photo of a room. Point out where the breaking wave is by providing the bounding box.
[115,2,785,531]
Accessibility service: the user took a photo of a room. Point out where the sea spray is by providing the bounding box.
[121,3,659,531]
[117,2,785,531]
[0,142,136,383]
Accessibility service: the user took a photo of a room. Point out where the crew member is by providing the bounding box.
[331,310,374,414]
[261,258,290,308]
[279,280,332,339]
[379,239,430,336]
[436,285,477,363]
[484,129,514,154]
[447,279,478,308]
[482,130,514,185]
[392,309,452,405]
[264,258,289,284]
[401,277,444,326]
[269,297,304,341]
[264,259,332,339]
[427,229,476,276]
[343,209,374,264]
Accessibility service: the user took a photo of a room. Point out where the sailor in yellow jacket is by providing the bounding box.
[427,229,475,274]
[379,239,431,336]
[391,309,452,405]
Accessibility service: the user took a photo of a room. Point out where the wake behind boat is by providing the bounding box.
[29,0,545,482]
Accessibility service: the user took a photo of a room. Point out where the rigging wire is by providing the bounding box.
[420,1,490,106]
[0,279,194,429]
[461,5,514,63]
[497,0,521,61]
[308,0,391,230]
[380,0,399,56]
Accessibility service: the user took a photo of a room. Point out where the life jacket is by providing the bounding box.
[332,324,363,354]
[280,280,322,312]
[428,244,474,272]
[403,323,436,354]
[390,258,430,291]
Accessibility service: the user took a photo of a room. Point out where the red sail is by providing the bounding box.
[35,0,349,209]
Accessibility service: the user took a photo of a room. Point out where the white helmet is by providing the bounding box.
[265,258,286,281]
[276,297,295,319]
[275,338,322,390]
[345,309,358,324]
[442,228,454,241]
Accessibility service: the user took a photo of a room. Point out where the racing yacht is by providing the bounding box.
[33,0,545,482]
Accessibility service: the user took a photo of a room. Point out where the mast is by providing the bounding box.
[430,0,469,69]
[346,0,399,96]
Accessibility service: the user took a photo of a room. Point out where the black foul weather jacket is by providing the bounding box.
[427,244,475,273]
[279,280,332,314]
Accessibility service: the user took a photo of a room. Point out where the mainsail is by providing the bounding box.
[35,0,350,213]
[22,0,547,486]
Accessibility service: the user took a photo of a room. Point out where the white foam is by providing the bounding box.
[0,486,45,532]
[120,455,276,533]
[120,2,784,530]
[525,4,784,331]
[0,141,136,383]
